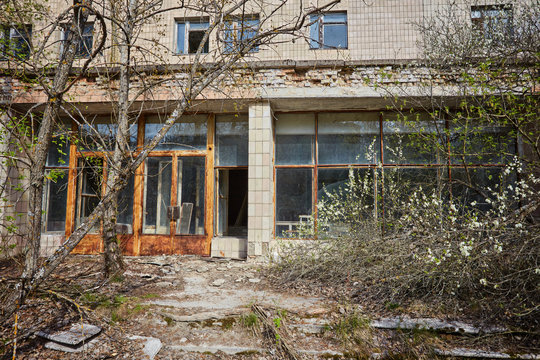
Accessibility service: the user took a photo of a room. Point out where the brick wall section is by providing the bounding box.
[247,102,274,257]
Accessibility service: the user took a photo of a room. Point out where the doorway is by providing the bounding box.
[216,169,248,237]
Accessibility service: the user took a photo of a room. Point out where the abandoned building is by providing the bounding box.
[0,0,526,259]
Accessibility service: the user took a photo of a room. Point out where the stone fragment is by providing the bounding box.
[37,323,101,346]
[211,278,226,287]
[248,278,261,283]
[44,338,99,353]
[371,317,506,335]
[128,335,162,360]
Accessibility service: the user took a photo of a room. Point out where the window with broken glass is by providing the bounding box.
[176,19,209,54]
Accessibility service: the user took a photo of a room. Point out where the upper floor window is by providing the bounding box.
[62,23,93,58]
[310,12,347,49]
[223,15,259,53]
[471,5,512,42]
[176,19,209,55]
[0,25,32,60]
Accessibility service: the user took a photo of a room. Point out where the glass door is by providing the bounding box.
[175,156,206,235]
[142,157,172,234]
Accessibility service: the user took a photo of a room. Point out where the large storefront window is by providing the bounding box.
[274,111,513,239]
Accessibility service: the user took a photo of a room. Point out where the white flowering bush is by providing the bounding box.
[270,155,539,325]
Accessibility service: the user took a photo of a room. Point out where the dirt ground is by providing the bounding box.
[1,255,538,359]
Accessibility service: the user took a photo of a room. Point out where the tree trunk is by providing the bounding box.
[102,0,137,277]
[4,0,94,322]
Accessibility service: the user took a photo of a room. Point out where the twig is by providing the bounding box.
[251,304,300,360]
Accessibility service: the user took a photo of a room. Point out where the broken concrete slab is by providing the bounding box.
[168,344,265,355]
[434,347,540,359]
[159,309,248,322]
[44,338,99,353]
[128,335,162,360]
[37,323,101,346]
[371,317,506,335]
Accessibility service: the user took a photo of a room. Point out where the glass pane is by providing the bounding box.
[75,157,103,233]
[117,175,134,234]
[176,157,205,235]
[323,24,347,48]
[324,13,347,22]
[310,15,320,48]
[43,170,68,232]
[275,113,314,165]
[449,122,515,164]
[383,167,448,221]
[318,112,380,164]
[275,168,313,238]
[215,114,248,166]
[80,119,137,151]
[143,157,172,234]
[176,22,185,54]
[47,137,70,167]
[317,168,374,228]
[145,115,207,150]
[451,167,514,211]
[383,113,444,164]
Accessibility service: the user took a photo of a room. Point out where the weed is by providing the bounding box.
[110,274,124,283]
[220,317,236,330]
[163,316,174,327]
[139,293,159,299]
[241,312,258,327]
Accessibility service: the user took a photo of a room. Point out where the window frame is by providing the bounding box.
[61,22,94,58]
[175,18,210,55]
[222,15,260,54]
[0,24,32,60]
[310,12,348,50]
[471,4,513,42]
[273,111,515,239]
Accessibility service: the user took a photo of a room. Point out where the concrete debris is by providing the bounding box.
[211,278,226,287]
[44,338,100,353]
[168,344,264,355]
[159,309,248,322]
[371,317,506,335]
[248,278,261,283]
[289,323,326,334]
[37,323,101,346]
[434,348,540,359]
[128,335,162,360]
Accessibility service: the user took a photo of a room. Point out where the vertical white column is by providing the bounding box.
[247,102,274,257]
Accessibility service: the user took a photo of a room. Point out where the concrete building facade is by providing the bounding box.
[0,0,524,258]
